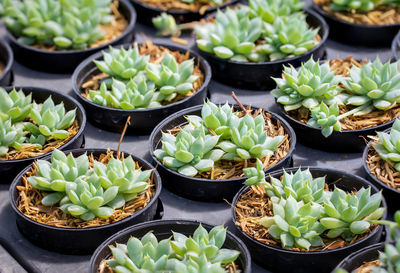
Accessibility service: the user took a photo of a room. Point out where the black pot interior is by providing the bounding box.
[337,243,383,271]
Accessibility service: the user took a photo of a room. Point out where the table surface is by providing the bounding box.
[0,5,396,273]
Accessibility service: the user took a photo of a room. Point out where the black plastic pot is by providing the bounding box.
[0,40,13,86]
[312,2,400,46]
[5,0,136,73]
[9,148,162,254]
[90,219,251,273]
[0,86,86,184]
[130,0,239,25]
[277,104,395,153]
[363,129,400,213]
[231,167,388,273]
[72,41,211,134]
[332,243,383,273]
[193,9,328,90]
[149,104,296,202]
[392,30,400,60]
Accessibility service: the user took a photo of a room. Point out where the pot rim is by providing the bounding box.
[8,148,162,232]
[312,1,400,29]
[0,40,14,83]
[193,9,329,67]
[0,86,87,164]
[5,0,136,55]
[148,104,297,184]
[89,218,252,273]
[71,41,212,113]
[231,166,388,255]
[391,30,400,60]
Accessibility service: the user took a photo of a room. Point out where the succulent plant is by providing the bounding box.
[195,6,263,62]
[248,0,304,24]
[308,102,342,138]
[0,119,28,156]
[342,58,400,113]
[88,76,161,110]
[271,59,343,111]
[217,113,285,160]
[3,0,113,49]
[27,149,152,220]
[152,12,179,37]
[320,187,385,241]
[373,118,400,171]
[329,0,392,12]
[154,126,224,177]
[94,46,150,81]
[0,88,32,122]
[372,241,400,273]
[243,158,267,185]
[259,196,325,250]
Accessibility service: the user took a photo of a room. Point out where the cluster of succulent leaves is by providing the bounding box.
[329,0,399,12]
[373,118,400,171]
[194,0,320,62]
[243,163,385,250]
[88,45,198,110]
[154,101,285,177]
[3,0,114,49]
[272,57,400,137]
[0,88,76,157]
[27,149,152,220]
[106,224,240,273]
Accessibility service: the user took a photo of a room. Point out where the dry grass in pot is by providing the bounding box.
[356,260,380,273]
[136,0,230,14]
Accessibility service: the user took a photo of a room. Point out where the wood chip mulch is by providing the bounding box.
[136,0,229,14]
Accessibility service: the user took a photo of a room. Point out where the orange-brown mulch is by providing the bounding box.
[0,61,4,75]
[16,151,155,229]
[81,41,204,107]
[0,120,79,161]
[137,0,229,14]
[288,56,400,131]
[357,260,380,273]
[366,136,400,192]
[234,185,376,252]
[32,0,128,51]
[315,0,400,25]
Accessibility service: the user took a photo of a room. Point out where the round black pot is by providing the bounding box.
[231,167,387,273]
[332,243,383,273]
[363,129,400,213]
[72,41,211,134]
[0,86,86,184]
[9,148,162,254]
[90,219,251,273]
[193,9,328,90]
[312,2,400,46]
[277,104,395,153]
[392,30,400,60]
[130,0,239,25]
[149,104,296,202]
[6,0,136,73]
[0,40,13,86]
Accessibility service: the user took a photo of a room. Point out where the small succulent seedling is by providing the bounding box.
[0,119,28,156]
[308,102,342,138]
[243,158,266,185]
[0,88,32,122]
[259,196,325,250]
[329,0,392,12]
[373,118,400,171]
[320,187,384,241]
[249,0,304,24]
[153,12,179,36]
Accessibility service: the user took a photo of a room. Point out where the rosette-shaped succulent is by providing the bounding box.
[0,88,32,122]
[4,0,113,49]
[243,158,266,185]
[27,96,76,140]
[272,58,343,111]
[154,127,224,177]
[373,241,400,273]
[0,119,28,156]
[195,6,263,62]
[94,46,150,81]
[259,196,325,250]
[320,187,385,241]
[308,102,342,137]
[217,114,284,160]
[258,13,319,61]
[88,77,161,110]
[152,12,179,36]
[373,118,400,171]
[329,0,389,12]
[342,58,400,112]
[249,0,304,23]
[146,52,198,101]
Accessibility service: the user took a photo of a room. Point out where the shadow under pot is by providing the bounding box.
[193,9,328,90]
[363,129,400,213]
[312,1,400,46]
[0,40,14,86]
[332,243,383,273]
[9,148,162,254]
[0,86,86,184]
[72,41,211,134]
[129,0,240,25]
[5,0,136,73]
[90,219,251,273]
[231,167,387,273]
[392,30,400,60]
[148,104,296,202]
